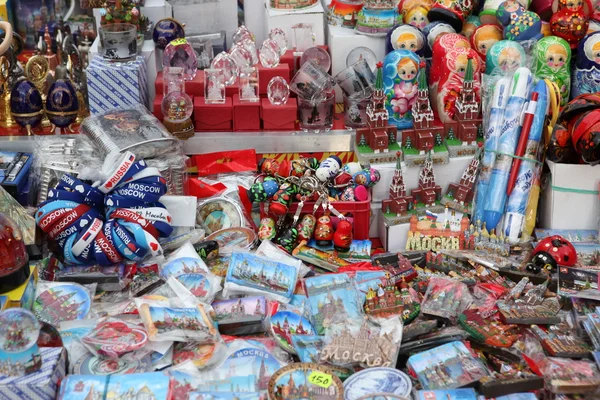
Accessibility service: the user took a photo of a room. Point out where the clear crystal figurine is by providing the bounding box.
[268,28,288,55]
[232,25,255,45]
[239,67,259,103]
[162,39,198,81]
[204,69,226,104]
[259,39,281,68]
[267,76,290,105]
[211,52,239,86]
[240,38,259,65]
[292,23,316,53]
[229,45,253,69]
[163,67,185,95]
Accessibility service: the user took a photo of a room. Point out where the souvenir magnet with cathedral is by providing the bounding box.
[32,282,92,326]
[270,311,316,354]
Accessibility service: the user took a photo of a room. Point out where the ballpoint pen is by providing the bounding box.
[507,91,538,196]
[504,80,548,244]
[473,77,510,224]
[483,67,532,232]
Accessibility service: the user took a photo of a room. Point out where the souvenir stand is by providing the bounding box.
[0,0,599,397]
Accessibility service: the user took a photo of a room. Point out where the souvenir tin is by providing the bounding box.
[73,353,151,374]
[328,0,363,29]
[160,256,208,279]
[206,227,257,251]
[384,50,421,129]
[197,198,244,235]
[344,368,412,400]
[356,0,402,37]
[173,341,217,367]
[10,79,44,135]
[0,308,41,377]
[573,32,600,97]
[82,320,148,358]
[471,24,503,61]
[213,296,267,335]
[386,24,426,55]
[462,15,481,39]
[45,78,79,132]
[496,0,543,41]
[270,311,316,354]
[399,0,434,29]
[427,0,476,32]
[485,40,526,74]
[32,282,91,326]
[269,363,344,400]
[550,0,591,48]
[152,18,185,50]
[533,36,571,105]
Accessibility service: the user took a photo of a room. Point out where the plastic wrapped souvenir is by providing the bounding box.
[485,40,526,74]
[496,0,543,41]
[471,24,503,61]
[550,0,591,48]
[533,36,571,105]
[81,319,148,358]
[33,281,95,326]
[573,32,600,97]
[421,277,473,320]
[384,50,421,129]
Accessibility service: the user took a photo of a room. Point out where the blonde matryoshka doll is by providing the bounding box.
[386,24,426,54]
[485,40,526,74]
[399,0,434,28]
[435,48,481,123]
[533,36,571,105]
[462,15,482,39]
[470,24,503,61]
[430,33,472,111]
[383,50,421,128]
[573,32,600,97]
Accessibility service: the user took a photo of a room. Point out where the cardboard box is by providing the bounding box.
[171,0,237,49]
[378,211,411,252]
[155,71,205,97]
[539,160,600,230]
[194,97,233,131]
[328,25,386,102]
[265,2,326,49]
[0,264,37,310]
[233,95,261,131]
[261,98,297,130]
[0,347,66,400]
[258,64,290,95]
[0,151,33,198]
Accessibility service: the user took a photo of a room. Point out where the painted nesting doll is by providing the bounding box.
[471,24,503,61]
[427,0,477,32]
[485,40,526,74]
[533,36,571,105]
[399,0,434,29]
[10,80,44,135]
[573,32,600,97]
[386,24,426,55]
[480,0,530,24]
[423,21,456,58]
[550,0,591,49]
[383,50,421,129]
[430,33,472,107]
[462,15,482,39]
[496,0,543,41]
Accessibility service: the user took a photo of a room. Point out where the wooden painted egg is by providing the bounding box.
[10,79,44,132]
[45,79,79,128]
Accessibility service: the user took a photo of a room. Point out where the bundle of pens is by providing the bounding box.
[474,68,557,245]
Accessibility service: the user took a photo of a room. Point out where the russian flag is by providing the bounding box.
[425,210,438,221]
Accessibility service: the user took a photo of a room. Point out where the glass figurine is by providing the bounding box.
[241,38,259,65]
[187,37,214,70]
[161,91,194,139]
[239,67,260,103]
[229,44,253,69]
[292,23,316,52]
[233,25,255,45]
[163,67,185,95]
[259,39,282,68]
[162,38,198,81]
[204,69,226,104]
[268,28,288,55]
[211,52,239,86]
[267,77,290,105]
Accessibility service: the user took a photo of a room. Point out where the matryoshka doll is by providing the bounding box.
[496,0,543,41]
[485,40,526,74]
[314,215,334,246]
[427,0,477,32]
[383,50,421,129]
[316,156,342,182]
[471,24,503,61]
[480,0,530,24]
[573,32,600,97]
[258,217,277,241]
[434,48,481,123]
[550,0,591,49]
[387,24,426,54]
[422,21,456,58]
[533,36,571,105]
[399,0,434,28]
[296,214,317,242]
[462,15,482,39]
[333,219,353,252]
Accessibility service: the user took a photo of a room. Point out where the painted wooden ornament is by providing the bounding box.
[485,40,526,74]
[10,80,44,135]
[314,215,335,246]
[462,15,482,39]
[386,24,426,55]
[550,0,591,48]
[471,24,503,61]
[573,32,600,97]
[533,35,571,105]
[427,0,477,32]
[333,219,353,252]
[422,21,456,57]
[399,0,434,29]
[496,0,543,41]
[383,49,421,129]
[296,214,317,242]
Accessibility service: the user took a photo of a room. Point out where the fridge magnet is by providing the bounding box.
[196,198,244,235]
[160,257,208,279]
[407,341,491,390]
[172,341,217,367]
[189,392,262,400]
[458,310,520,347]
[415,389,478,399]
[291,334,323,363]
[206,227,257,252]
[364,277,421,323]
[268,362,344,400]
[73,353,152,374]
[343,367,412,400]
[212,296,267,335]
[82,320,149,358]
[0,308,41,376]
[270,311,316,354]
[32,282,92,326]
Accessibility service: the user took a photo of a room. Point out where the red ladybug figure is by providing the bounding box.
[333,219,353,252]
[526,235,577,273]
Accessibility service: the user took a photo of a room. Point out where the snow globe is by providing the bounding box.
[161,91,194,139]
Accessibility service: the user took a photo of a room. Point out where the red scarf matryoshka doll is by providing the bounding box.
[432,47,482,123]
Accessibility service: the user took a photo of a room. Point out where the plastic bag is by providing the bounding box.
[420,277,473,322]
[81,318,150,359]
[159,241,210,279]
[255,239,310,277]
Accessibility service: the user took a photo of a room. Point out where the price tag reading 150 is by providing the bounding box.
[308,371,333,389]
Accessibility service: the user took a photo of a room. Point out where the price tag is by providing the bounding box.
[308,371,333,389]
[171,38,188,46]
